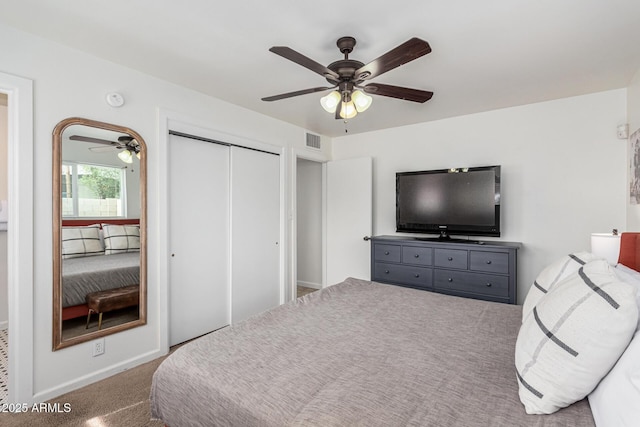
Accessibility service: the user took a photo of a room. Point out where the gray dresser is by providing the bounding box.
[371,235,520,304]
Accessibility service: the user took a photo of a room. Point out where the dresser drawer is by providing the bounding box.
[374,244,401,263]
[373,263,432,288]
[469,251,509,274]
[433,270,509,299]
[402,246,433,266]
[434,249,468,270]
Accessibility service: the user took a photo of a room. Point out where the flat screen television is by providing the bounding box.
[396,165,501,239]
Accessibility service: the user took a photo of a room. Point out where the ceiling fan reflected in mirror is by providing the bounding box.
[261,36,434,119]
[71,134,141,164]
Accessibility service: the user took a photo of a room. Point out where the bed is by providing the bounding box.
[61,218,140,320]
[150,234,640,427]
[62,252,139,307]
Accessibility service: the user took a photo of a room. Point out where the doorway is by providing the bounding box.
[296,158,323,298]
[0,71,34,405]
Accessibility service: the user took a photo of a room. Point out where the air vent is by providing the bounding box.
[305,132,321,150]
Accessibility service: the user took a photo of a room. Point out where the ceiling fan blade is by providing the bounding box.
[354,38,431,81]
[88,146,120,153]
[69,135,116,145]
[363,83,434,103]
[269,46,340,82]
[262,86,336,102]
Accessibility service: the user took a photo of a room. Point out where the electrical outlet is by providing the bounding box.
[92,338,105,357]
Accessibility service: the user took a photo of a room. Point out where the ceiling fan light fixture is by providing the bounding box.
[339,100,357,119]
[320,91,341,113]
[352,90,372,113]
[118,149,133,164]
[264,37,433,122]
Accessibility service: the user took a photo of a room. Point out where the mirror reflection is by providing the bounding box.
[53,117,147,350]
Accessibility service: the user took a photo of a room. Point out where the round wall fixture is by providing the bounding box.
[106,92,125,108]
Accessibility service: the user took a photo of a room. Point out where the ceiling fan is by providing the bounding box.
[70,134,141,163]
[262,36,434,119]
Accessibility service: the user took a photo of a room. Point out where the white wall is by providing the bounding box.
[0,22,331,401]
[332,90,627,303]
[0,99,7,328]
[296,158,322,288]
[627,68,640,230]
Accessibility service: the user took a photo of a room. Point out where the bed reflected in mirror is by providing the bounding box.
[52,117,147,350]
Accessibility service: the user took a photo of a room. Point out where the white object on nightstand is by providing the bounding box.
[591,232,621,265]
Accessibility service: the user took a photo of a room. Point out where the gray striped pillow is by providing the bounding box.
[522,252,599,322]
[102,224,140,255]
[515,259,638,414]
[61,226,104,259]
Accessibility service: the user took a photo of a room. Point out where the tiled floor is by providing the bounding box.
[0,329,7,404]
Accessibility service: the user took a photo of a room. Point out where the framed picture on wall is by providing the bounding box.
[631,127,640,204]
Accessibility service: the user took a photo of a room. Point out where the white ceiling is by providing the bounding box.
[1,0,640,137]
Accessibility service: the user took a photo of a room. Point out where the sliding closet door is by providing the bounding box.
[230,146,280,323]
[168,134,230,346]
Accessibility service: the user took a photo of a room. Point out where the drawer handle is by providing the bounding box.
[447,257,453,261]
[385,270,390,274]
[414,254,420,258]
[486,260,492,265]
[448,278,453,282]
[414,273,420,278]
[486,283,492,287]
[385,251,390,255]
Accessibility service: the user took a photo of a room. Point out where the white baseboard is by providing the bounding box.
[32,348,166,403]
[297,280,322,290]
[0,320,7,330]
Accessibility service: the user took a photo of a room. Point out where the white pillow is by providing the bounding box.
[102,224,140,255]
[588,329,640,427]
[89,222,105,248]
[515,259,638,414]
[61,226,104,259]
[522,252,599,322]
[614,263,640,331]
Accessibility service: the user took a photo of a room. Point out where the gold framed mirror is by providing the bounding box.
[52,117,147,350]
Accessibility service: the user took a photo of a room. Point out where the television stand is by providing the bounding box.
[370,235,521,304]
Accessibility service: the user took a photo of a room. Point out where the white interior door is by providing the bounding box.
[168,134,230,346]
[326,157,373,286]
[230,147,280,323]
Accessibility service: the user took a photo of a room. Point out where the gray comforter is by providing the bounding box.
[150,277,595,427]
[62,252,140,307]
